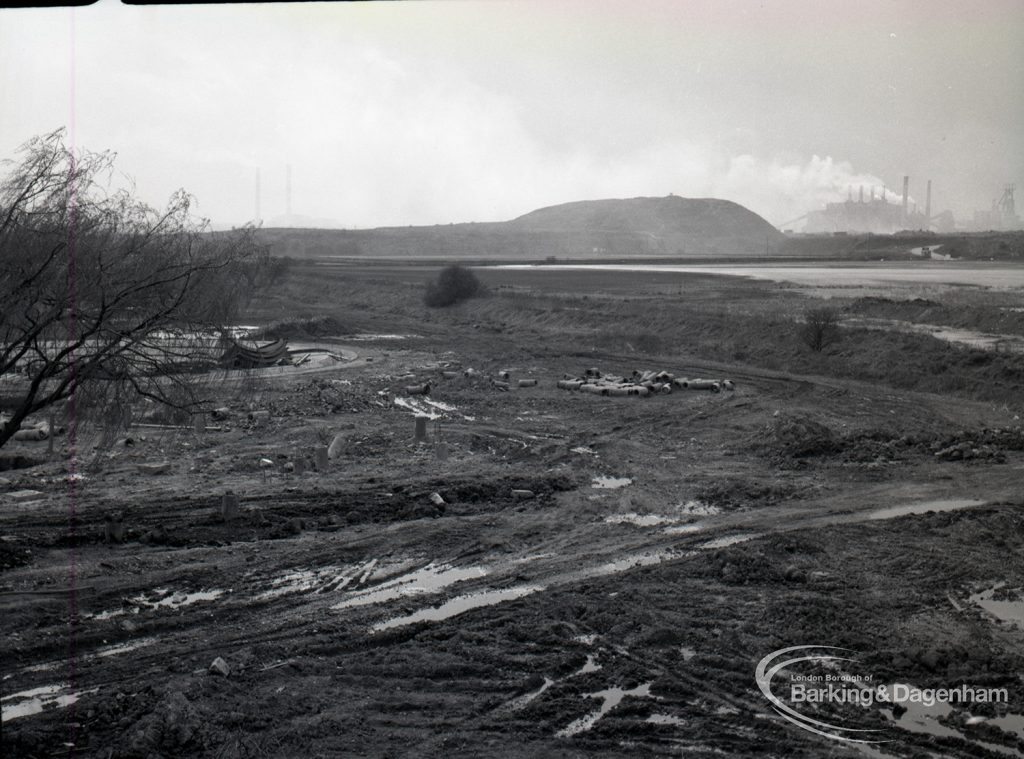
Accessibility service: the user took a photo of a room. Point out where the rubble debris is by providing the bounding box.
[258,458,274,469]
[248,410,271,425]
[429,492,446,506]
[558,367,734,398]
[211,407,232,421]
[492,380,510,391]
[208,657,230,677]
[511,489,535,500]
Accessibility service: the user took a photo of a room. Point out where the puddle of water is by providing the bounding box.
[992,713,1024,740]
[556,683,652,737]
[844,317,1024,353]
[332,563,487,611]
[393,397,442,420]
[882,683,1023,758]
[257,565,354,600]
[87,608,128,621]
[23,661,60,673]
[1,684,99,722]
[970,583,1024,629]
[372,585,543,632]
[348,334,412,341]
[663,523,706,535]
[507,677,555,711]
[699,534,761,549]
[604,513,675,527]
[422,399,457,412]
[647,713,687,726]
[592,476,632,490]
[869,498,986,521]
[574,654,601,675]
[129,588,226,611]
[676,500,720,516]
[357,559,379,584]
[97,638,157,658]
[569,549,681,581]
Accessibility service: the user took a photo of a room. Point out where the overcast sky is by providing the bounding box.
[2,0,1022,229]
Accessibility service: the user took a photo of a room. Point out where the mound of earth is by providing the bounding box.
[256,196,784,260]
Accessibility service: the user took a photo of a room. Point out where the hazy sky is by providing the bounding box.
[1,0,1022,229]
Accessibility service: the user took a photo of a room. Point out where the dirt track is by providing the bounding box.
[3,266,1024,758]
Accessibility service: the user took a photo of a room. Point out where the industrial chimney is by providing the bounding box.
[255,167,262,225]
[286,164,292,218]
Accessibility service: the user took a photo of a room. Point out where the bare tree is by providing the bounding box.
[799,307,841,353]
[0,129,266,448]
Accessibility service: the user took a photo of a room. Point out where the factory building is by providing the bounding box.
[803,176,939,234]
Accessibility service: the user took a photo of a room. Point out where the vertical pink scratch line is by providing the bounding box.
[66,4,80,750]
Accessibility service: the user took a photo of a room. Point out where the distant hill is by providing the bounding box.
[255,196,785,260]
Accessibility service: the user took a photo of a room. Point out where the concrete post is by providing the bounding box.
[314,446,329,472]
[221,491,239,522]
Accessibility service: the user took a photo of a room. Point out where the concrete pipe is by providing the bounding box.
[672,378,689,389]
[686,379,719,392]
[405,383,430,396]
[441,371,459,380]
[557,379,583,390]
[13,427,48,441]
[722,380,735,391]
[518,379,538,388]
[580,384,602,394]
[629,386,651,397]
[607,386,629,397]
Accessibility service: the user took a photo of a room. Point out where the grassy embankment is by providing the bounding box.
[247,260,1024,408]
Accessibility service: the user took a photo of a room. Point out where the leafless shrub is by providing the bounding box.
[0,129,267,448]
[799,307,841,353]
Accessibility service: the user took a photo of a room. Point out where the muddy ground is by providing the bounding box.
[2,263,1024,758]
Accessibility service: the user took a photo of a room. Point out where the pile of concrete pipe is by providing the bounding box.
[438,365,538,390]
[556,368,735,397]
